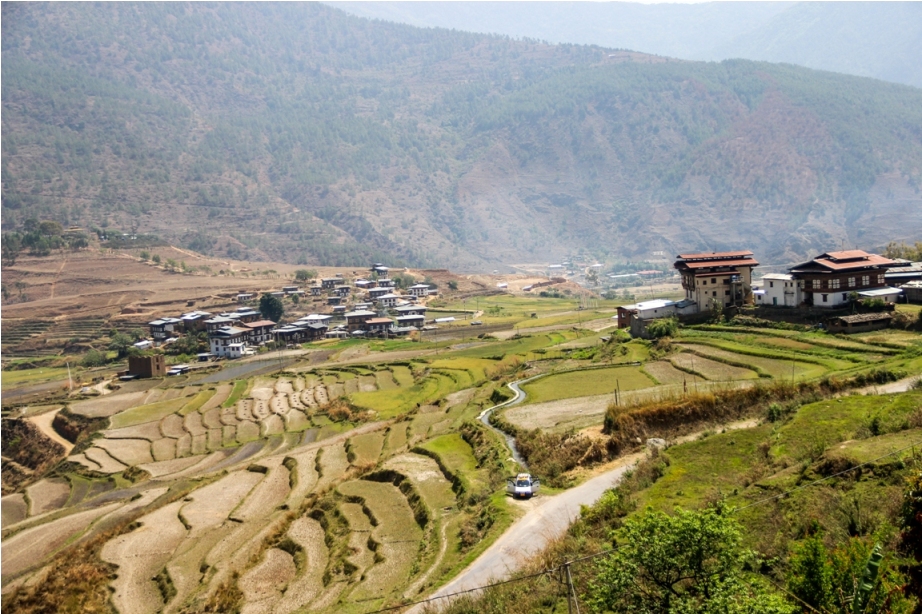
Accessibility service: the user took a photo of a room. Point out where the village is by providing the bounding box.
[115,247,922,381]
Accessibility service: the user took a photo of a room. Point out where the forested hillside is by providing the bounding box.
[3,3,921,268]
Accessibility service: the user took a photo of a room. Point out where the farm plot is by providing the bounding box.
[101,500,188,614]
[230,463,291,523]
[337,480,423,603]
[24,478,70,516]
[67,390,157,418]
[273,517,328,614]
[521,366,655,404]
[383,424,410,456]
[384,453,456,511]
[179,472,264,537]
[676,343,827,380]
[316,442,351,491]
[642,361,691,385]
[109,397,189,429]
[669,352,760,381]
[348,431,385,466]
[1,494,28,526]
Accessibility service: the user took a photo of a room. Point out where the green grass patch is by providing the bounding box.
[350,373,456,418]
[522,366,655,404]
[771,390,922,462]
[1,366,72,388]
[178,389,216,416]
[635,424,774,512]
[418,433,482,492]
[221,380,248,408]
[109,397,188,428]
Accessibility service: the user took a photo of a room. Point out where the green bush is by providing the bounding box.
[646,317,678,339]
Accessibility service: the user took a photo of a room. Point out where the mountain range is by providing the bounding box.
[2,2,921,270]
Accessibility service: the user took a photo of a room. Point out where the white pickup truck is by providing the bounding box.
[507,473,540,499]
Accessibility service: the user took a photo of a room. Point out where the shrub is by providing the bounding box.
[81,349,107,367]
[646,317,677,338]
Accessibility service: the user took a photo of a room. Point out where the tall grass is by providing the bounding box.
[603,368,905,452]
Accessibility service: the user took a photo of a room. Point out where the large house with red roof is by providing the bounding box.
[789,250,897,308]
[674,250,759,313]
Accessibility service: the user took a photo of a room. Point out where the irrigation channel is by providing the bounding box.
[477,374,549,469]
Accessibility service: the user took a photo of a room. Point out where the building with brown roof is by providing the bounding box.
[789,250,895,308]
[673,250,759,313]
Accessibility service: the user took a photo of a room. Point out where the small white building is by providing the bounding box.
[857,287,902,304]
[755,273,802,307]
[209,326,249,358]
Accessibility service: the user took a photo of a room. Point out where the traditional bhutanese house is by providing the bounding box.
[332,305,347,317]
[296,314,334,328]
[408,284,431,298]
[395,304,427,317]
[321,277,344,289]
[344,310,376,332]
[789,250,895,309]
[209,326,249,358]
[396,314,425,329]
[243,319,276,345]
[180,310,213,332]
[327,295,342,306]
[674,250,759,313]
[310,285,322,296]
[354,302,373,311]
[376,293,399,309]
[227,307,261,323]
[885,260,922,285]
[149,317,182,340]
[236,293,254,302]
[366,317,394,335]
[355,279,375,290]
[368,287,390,299]
[283,286,299,294]
[827,312,892,334]
[204,315,236,333]
[376,278,395,288]
[334,284,351,297]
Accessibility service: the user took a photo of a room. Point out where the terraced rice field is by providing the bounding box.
[676,342,827,380]
[642,361,691,385]
[521,365,655,403]
[669,352,760,381]
[337,480,423,603]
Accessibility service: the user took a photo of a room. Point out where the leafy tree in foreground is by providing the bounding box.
[788,533,914,614]
[588,506,794,614]
[259,293,283,323]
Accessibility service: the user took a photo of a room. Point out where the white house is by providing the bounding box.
[408,284,431,298]
[376,293,399,309]
[755,273,802,307]
[209,326,249,358]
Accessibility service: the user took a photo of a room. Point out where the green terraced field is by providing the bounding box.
[522,365,655,404]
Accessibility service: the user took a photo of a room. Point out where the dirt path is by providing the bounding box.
[26,408,74,455]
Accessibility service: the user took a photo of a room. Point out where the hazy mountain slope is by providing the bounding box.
[2,3,921,269]
[331,1,922,89]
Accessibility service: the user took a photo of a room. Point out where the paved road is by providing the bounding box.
[405,454,642,613]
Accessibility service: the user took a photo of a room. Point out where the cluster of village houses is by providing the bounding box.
[616,249,922,335]
[146,264,440,360]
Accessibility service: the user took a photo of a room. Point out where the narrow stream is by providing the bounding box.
[477,374,547,470]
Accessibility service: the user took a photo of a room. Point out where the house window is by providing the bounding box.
[712,291,717,297]
[831,279,840,289]
[822,294,828,302]
[812,280,821,289]
[842,293,848,301]
[848,277,856,288]
[701,279,707,285]
[725,290,730,296]
[712,278,717,284]
[862,275,870,286]
[769,282,774,288]
[878,274,885,284]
